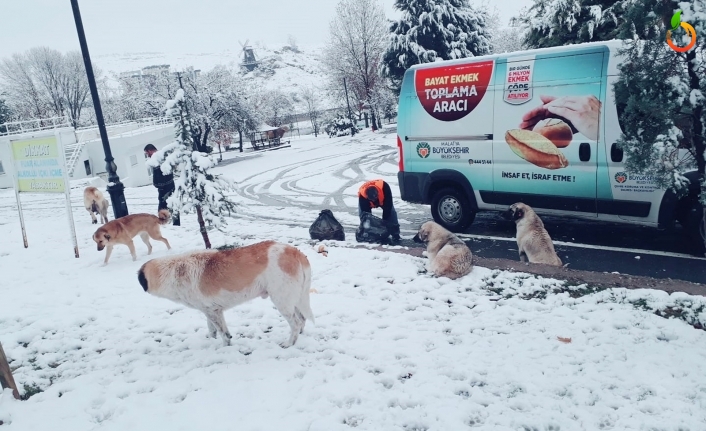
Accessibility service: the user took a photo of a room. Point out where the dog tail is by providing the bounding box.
[157,209,171,225]
[296,254,315,325]
[137,264,149,292]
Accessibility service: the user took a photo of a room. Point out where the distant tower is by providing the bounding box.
[239,40,259,72]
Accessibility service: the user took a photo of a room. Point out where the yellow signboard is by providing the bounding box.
[10,136,66,193]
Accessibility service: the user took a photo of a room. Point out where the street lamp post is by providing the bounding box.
[70,0,129,219]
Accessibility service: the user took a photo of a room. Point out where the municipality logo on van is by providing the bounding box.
[416,142,431,158]
[615,172,628,183]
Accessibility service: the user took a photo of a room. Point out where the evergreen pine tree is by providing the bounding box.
[147,89,237,249]
[381,0,492,92]
[520,0,625,48]
[613,0,705,253]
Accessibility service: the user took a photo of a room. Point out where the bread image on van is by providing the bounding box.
[504,129,569,170]
[395,41,703,253]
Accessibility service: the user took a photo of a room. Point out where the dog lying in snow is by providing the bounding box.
[413,221,473,279]
[137,241,315,348]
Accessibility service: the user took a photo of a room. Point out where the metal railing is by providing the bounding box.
[0,116,71,136]
[65,142,86,177]
[74,116,174,142]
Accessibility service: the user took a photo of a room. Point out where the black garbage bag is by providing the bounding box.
[309,209,345,241]
[355,212,389,243]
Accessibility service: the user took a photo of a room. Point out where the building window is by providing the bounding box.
[0,160,5,176]
[130,154,138,166]
[84,160,92,175]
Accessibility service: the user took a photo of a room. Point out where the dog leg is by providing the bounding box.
[519,250,528,263]
[103,245,113,265]
[268,291,301,348]
[140,232,153,255]
[87,207,97,224]
[149,229,171,250]
[204,309,232,346]
[205,316,217,339]
[127,240,137,261]
[295,309,306,334]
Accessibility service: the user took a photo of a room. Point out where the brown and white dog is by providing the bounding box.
[92,210,171,265]
[502,202,562,266]
[83,186,109,224]
[413,221,473,279]
[137,241,314,348]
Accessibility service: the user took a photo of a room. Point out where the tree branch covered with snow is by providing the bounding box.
[380,0,492,91]
[613,0,705,251]
[518,0,625,48]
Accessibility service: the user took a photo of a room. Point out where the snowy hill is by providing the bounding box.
[94,43,336,113]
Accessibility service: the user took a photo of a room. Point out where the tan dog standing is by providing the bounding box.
[502,202,562,266]
[137,241,314,348]
[83,186,109,224]
[92,210,171,265]
[413,221,473,279]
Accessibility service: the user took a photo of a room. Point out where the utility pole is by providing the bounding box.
[70,0,128,218]
[343,77,356,136]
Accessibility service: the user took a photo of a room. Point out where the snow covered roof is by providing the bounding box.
[258,124,281,132]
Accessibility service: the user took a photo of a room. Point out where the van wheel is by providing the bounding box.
[684,200,706,255]
[430,187,475,232]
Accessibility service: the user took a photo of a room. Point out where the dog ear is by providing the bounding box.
[513,209,524,220]
[104,234,111,240]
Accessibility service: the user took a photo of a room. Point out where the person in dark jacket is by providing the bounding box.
[358,179,400,243]
[144,144,180,226]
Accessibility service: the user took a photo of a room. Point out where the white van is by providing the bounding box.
[396,41,703,252]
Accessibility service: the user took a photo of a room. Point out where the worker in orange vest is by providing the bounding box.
[358,179,401,243]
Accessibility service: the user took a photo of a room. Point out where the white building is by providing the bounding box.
[0,117,175,190]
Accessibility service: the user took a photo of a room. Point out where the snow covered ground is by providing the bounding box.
[1,130,706,430]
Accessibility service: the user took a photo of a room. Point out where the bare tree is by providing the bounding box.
[254,88,294,128]
[323,0,387,130]
[0,53,49,119]
[301,85,321,136]
[61,52,93,128]
[481,3,525,54]
[0,47,99,127]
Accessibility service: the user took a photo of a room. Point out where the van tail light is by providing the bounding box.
[397,135,404,172]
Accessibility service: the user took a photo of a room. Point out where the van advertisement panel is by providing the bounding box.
[503,57,534,105]
[492,53,604,200]
[414,61,494,122]
[408,61,495,191]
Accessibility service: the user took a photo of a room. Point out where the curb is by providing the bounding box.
[317,242,706,297]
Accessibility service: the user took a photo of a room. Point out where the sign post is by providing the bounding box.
[8,132,79,258]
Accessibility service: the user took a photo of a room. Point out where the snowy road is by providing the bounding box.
[213,128,705,284]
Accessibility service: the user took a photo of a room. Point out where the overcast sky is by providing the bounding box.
[0,0,532,65]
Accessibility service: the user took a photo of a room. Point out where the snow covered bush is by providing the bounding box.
[324,114,359,137]
[147,89,237,249]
